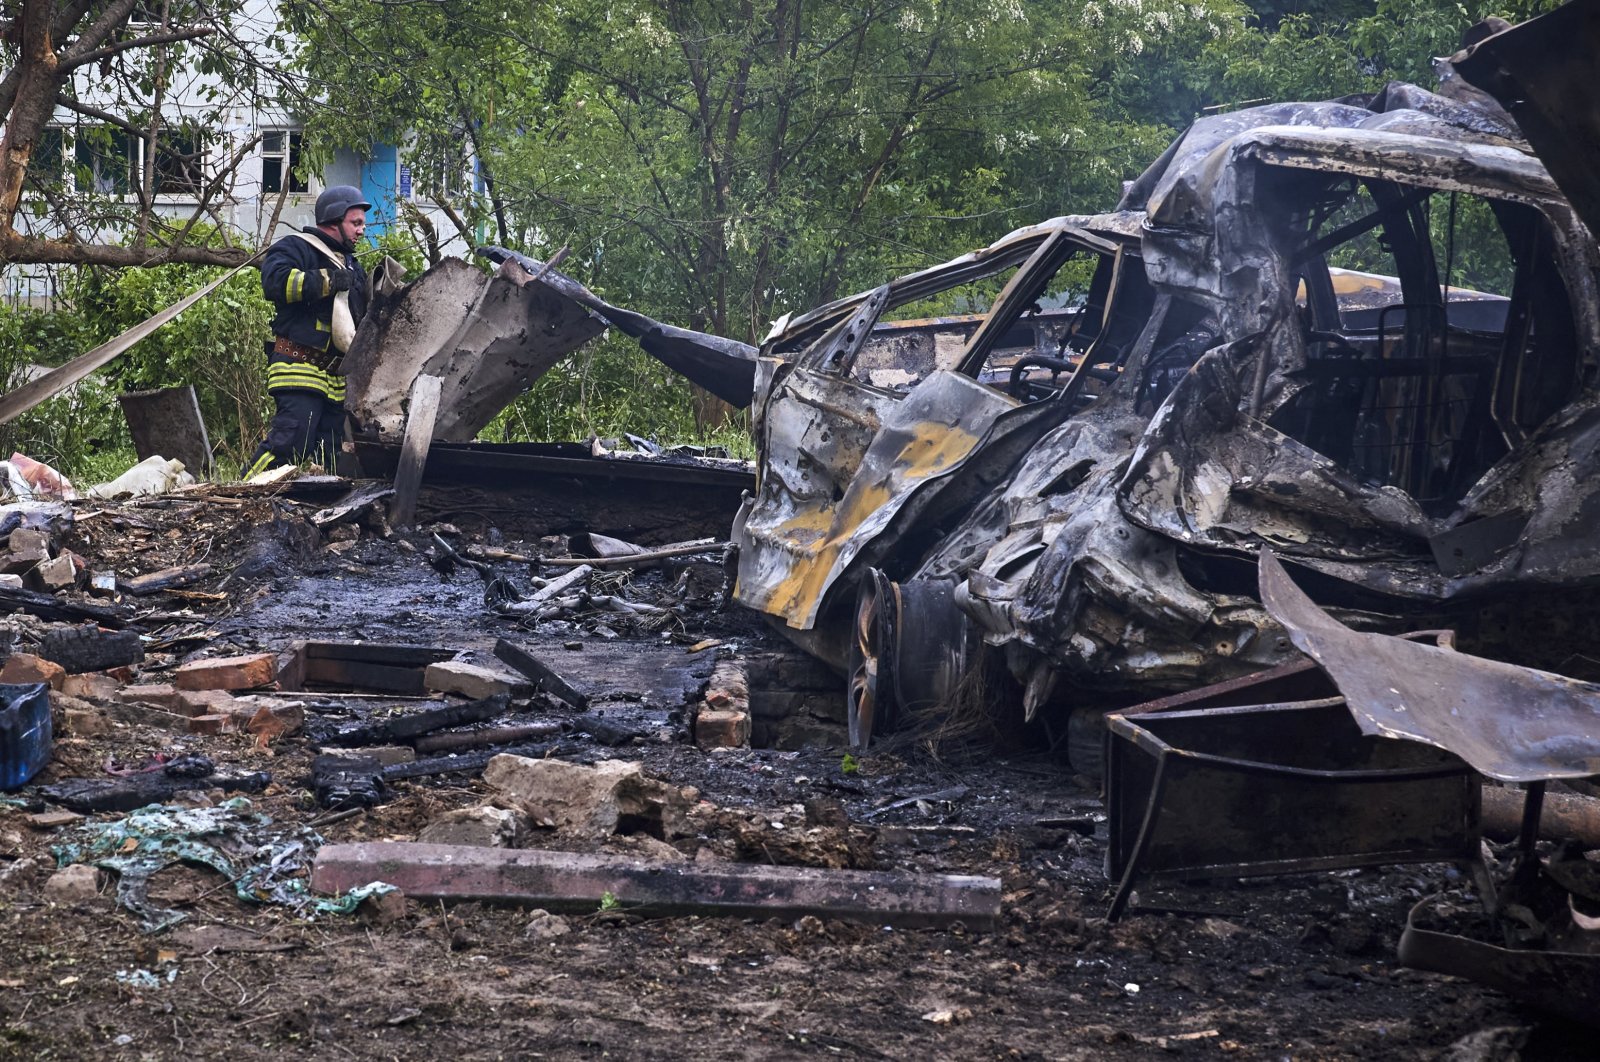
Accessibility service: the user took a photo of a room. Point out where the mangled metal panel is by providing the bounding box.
[1399,894,1600,1028]
[1454,0,1600,244]
[477,247,759,408]
[1259,548,1600,782]
[341,257,606,441]
[731,221,1118,642]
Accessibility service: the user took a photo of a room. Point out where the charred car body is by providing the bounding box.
[724,23,1600,748]
[341,6,1600,754]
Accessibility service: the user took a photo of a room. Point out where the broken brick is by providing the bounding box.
[245,703,304,742]
[173,653,277,692]
[29,554,77,592]
[695,708,751,749]
[24,810,82,830]
[423,659,527,700]
[44,864,106,905]
[62,707,111,737]
[174,689,236,718]
[0,547,48,574]
[117,683,181,708]
[7,528,50,554]
[186,713,234,735]
[0,653,65,690]
[61,671,122,702]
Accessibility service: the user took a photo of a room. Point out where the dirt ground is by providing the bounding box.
[0,480,1591,1060]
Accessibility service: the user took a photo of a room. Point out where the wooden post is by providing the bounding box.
[390,373,441,528]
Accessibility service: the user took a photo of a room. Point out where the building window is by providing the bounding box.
[29,128,68,191]
[153,129,206,196]
[74,126,135,195]
[262,129,306,194]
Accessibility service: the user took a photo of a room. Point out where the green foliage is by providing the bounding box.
[839,753,860,776]
[1207,0,1571,104]
[598,891,620,912]
[75,259,274,473]
[0,295,125,480]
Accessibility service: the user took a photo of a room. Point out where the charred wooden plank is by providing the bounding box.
[119,563,213,596]
[411,722,564,754]
[0,585,130,627]
[493,637,589,709]
[320,693,510,747]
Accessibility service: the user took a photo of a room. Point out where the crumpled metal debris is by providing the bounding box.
[51,798,393,932]
[720,27,1600,744]
[1259,548,1600,782]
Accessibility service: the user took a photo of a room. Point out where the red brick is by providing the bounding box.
[174,689,235,718]
[117,683,181,708]
[186,713,234,735]
[61,671,123,702]
[695,708,750,749]
[173,653,277,691]
[0,653,65,690]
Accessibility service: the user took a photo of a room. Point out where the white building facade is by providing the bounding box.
[4,0,471,305]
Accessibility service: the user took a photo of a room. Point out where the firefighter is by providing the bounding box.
[245,184,371,477]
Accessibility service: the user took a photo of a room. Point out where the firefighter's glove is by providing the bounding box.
[326,268,356,294]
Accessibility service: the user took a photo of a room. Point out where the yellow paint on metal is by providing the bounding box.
[763,420,980,623]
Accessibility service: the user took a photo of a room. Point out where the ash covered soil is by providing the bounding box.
[0,482,1587,1060]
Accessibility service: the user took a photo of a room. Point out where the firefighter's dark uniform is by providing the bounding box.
[245,228,368,476]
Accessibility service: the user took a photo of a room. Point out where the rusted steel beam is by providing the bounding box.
[311,842,1000,929]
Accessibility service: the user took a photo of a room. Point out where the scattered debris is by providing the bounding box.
[86,454,195,500]
[52,798,394,931]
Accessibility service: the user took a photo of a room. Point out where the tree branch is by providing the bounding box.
[0,230,251,266]
[59,25,214,72]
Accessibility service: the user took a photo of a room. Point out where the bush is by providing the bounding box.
[77,260,274,473]
[0,295,127,480]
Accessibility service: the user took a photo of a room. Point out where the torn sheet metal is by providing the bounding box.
[477,246,759,408]
[734,221,1117,648]
[1400,894,1600,1028]
[1454,0,1600,243]
[1259,548,1600,782]
[341,256,607,440]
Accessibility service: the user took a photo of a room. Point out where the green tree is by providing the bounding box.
[295,0,1245,431]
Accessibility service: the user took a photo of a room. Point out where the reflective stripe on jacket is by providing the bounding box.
[267,358,346,400]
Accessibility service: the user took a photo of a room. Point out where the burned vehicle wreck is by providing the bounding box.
[728,49,1600,749]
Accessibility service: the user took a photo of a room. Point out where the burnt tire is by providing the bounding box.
[38,625,143,674]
